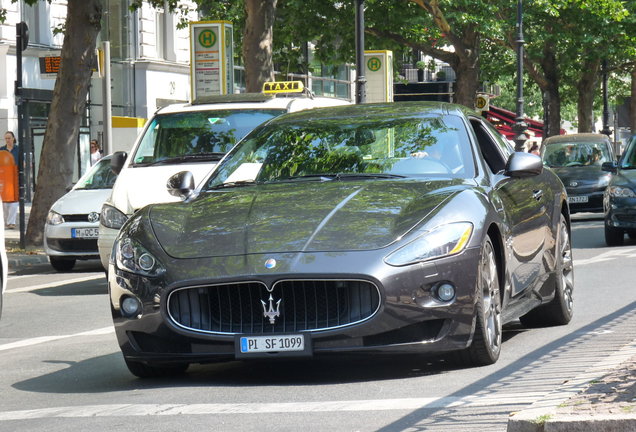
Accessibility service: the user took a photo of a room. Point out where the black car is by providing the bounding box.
[108,102,573,378]
[602,134,636,246]
[541,133,615,213]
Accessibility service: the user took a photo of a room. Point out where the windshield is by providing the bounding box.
[131,109,285,166]
[542,141,612,168]
[620,136,636,169]
[74,157,117,190]
[204,113,474,190]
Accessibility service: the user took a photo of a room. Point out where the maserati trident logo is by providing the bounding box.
[88,212,100,223]
[261,293,281,324]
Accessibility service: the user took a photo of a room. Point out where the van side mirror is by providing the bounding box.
[601,161,617,174]
[110,151,128,175]
[167,171,195,200]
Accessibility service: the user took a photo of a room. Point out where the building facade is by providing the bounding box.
[0,0,197,189]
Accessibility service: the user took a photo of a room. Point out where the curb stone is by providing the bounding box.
[507,342,636,432]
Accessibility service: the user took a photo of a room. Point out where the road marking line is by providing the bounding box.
[6,274,104,293]
[0,327,113,352]
[0,393,546,420]
[574,247,636,266]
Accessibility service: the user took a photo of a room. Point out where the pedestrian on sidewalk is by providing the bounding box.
[1,131,19,229]
[90,139,102,166]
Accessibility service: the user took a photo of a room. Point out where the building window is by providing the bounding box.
[22,0,51,46]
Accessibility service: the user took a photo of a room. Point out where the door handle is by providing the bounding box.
[532,190,543,201]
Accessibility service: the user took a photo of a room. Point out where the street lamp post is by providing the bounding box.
[354,0,366,104]
[513,0,528,152]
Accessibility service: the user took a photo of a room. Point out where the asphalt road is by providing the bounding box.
[1,215,635,432]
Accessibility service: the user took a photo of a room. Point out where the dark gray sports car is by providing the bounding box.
[108,102,574,378]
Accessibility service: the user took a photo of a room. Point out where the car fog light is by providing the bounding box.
[138,253,155,271]
[436,283,455,302]
[121,296,142,317]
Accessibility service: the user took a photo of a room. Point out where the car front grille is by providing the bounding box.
[63,214,91,222]
[167,280,381,335]
[47,238,98,253]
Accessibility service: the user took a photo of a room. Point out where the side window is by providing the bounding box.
[469,118,510,173]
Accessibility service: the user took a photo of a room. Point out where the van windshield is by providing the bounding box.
[131,109,285,166]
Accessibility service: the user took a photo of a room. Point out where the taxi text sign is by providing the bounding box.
[190,21,234,100]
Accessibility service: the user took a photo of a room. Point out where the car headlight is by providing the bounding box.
[115,237,165,276]
[46,210,64,225]
[101,204,129,229]
[385,222,473,266]
[607,186,636,198]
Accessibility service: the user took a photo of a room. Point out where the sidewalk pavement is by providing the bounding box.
[4,204,636,431]
[4,202,49,268]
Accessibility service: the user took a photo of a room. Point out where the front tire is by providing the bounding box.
[124,358,189,378]
[520,214,574,327]
[49,257,76,272]
[462,237,502,366]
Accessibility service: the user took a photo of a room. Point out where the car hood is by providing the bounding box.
[50,188,113,215]
[550,165,608,186]
[149,179,469,259]
[110,163,218,214]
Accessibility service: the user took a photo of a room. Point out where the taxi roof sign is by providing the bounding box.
[262,80,304,94]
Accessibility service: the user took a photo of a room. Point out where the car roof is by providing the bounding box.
[543,133,611,145]
[261,101,470,125]
[154,93,350,115]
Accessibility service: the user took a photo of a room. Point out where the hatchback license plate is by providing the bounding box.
[568,195,589,204]
[237,334,308,356]
[72,227,99,238]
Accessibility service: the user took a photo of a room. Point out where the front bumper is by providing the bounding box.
[98,224,119,270]
[566,189,604,213]
[44,222,99,259]
[108,247,482,365]
[605,196,636,229]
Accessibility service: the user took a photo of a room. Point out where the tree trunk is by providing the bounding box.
[243,0,278,92]
[540,41,561,138]
[25,0,102,247]
[576,58,600,133]
[453,58,480,108]
[631,65,636,133]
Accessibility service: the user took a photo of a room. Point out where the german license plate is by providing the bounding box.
[567,195,588,204]
[71,227,99,238]
[236,334,309,357]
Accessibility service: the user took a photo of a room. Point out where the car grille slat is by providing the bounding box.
[167,280,380,335]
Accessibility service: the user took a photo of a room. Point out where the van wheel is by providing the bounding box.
[49,257,76,272]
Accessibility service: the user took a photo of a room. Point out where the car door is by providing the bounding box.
[470,118,551,298]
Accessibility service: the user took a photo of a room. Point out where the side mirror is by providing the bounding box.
[167,171,195,200]
[110,151,128,175]
[601,161,618,174]
[504,152,543,178]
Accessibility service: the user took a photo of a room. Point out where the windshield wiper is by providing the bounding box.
[333,173,406,180]
[134,153,226,166]
[209,180,259,189]
[271,173,405,183]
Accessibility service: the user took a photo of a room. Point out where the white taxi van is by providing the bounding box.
[98,82,350,269]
